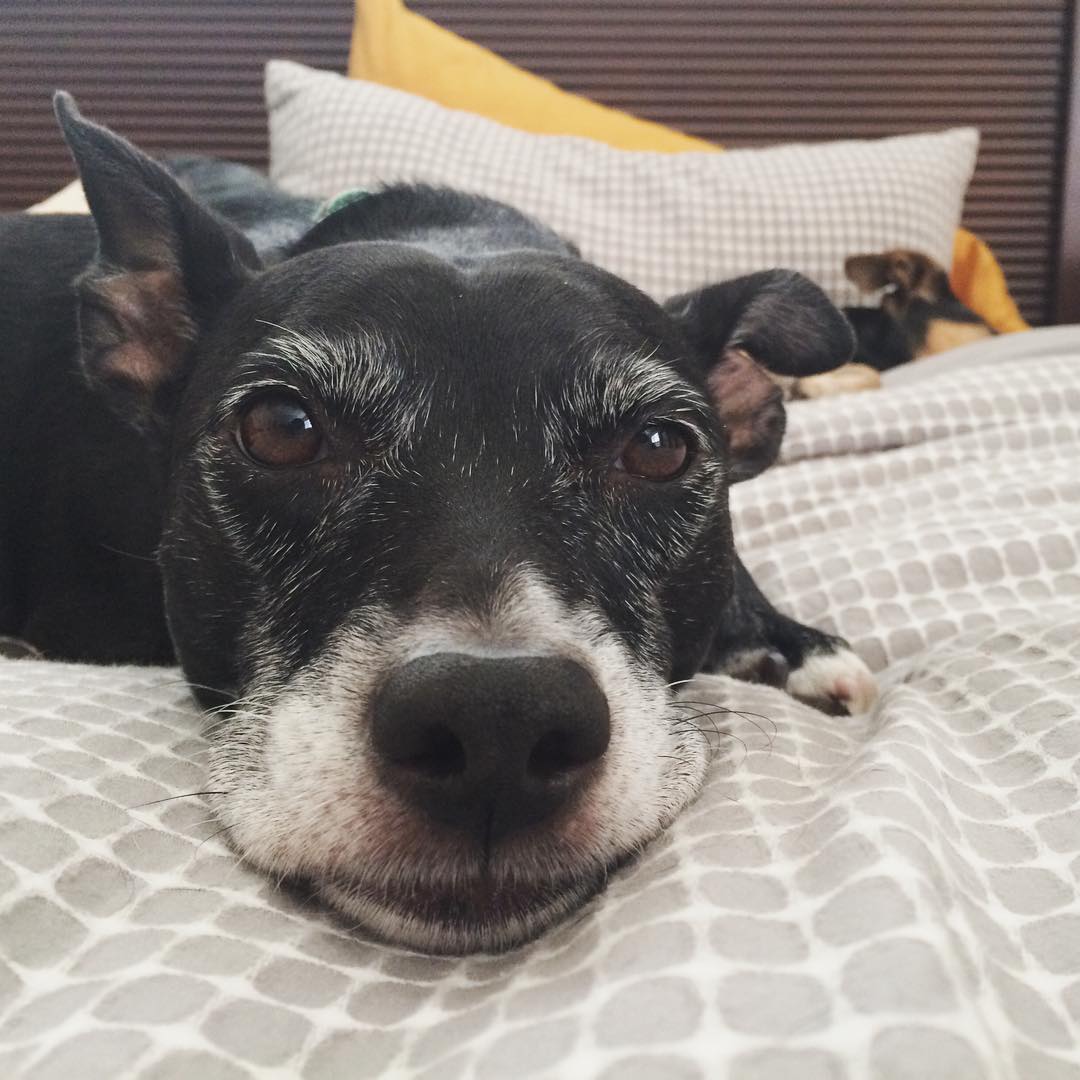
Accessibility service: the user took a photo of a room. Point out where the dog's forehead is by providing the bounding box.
[214,244,698,416]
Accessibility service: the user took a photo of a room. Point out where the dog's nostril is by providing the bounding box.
[398,724,466,778]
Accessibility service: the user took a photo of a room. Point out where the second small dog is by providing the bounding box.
[785,249,994,400]
[845,248,993,368]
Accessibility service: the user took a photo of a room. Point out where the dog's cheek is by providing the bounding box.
[159,486,255,701]
[162,462,330,698]
[656,506,737,685]
[170,457,342,681]
[584,477,718,615]
[587,484,733,684]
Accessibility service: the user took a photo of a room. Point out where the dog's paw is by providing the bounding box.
[786,647,878,715]
[793,362,881,399]
[717,644,878,716]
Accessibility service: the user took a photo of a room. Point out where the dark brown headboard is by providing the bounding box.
[2,0,1075,325]
[1059,3,1080,324]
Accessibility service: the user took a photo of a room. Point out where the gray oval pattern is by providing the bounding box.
[1,344,1080,1076]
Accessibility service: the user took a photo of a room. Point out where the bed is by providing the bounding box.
[2,3,1079,1078]
[2,328,1079,1077]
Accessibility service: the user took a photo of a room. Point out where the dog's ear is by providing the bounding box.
[844,253,896,293]
[846,250,953,305]
[54,92,261,434]
[666,269,854,483]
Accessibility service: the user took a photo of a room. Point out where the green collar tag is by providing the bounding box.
[317,188,371,220]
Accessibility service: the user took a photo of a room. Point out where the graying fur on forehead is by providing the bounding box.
[229,322,431,445]
[539,339,712,464]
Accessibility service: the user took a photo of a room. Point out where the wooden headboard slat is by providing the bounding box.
[1056,1,1080,324]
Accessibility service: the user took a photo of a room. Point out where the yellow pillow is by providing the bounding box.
[354,0,1025,332]
[950,229,1028,333]
[348,0,712,153]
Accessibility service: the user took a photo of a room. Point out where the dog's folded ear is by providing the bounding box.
[666,269,854,483]
[844,252,897,293]
[53,92,261,434]
[845,250,951,303]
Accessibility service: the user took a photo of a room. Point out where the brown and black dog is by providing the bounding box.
[845,248,993,363]
[788,249,994,399]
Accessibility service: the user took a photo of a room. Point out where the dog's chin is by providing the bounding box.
[315,869,608,955]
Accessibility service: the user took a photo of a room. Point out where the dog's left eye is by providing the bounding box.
[615,422,692,481]
[236,392,324,468]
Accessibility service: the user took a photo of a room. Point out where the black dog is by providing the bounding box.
[0,96,875,952]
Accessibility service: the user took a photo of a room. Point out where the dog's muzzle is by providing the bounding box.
[371,652,611,846]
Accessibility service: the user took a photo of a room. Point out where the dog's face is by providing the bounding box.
[844,249,991,360]
[56,96,852,951]
[844,249,953,317]
[165,247,730,950]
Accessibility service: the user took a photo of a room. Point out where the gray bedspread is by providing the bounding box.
[1,328,1078,1078]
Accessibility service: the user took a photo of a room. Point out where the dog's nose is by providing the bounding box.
[371,653,610,844]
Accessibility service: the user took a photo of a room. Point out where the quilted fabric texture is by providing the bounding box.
[1,330,1079,1078]
[265,60,978,310]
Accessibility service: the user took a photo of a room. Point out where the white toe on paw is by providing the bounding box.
[786,647,878,715]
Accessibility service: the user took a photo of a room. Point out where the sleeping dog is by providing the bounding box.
[844,248,993,370]
[0,96,876,952]
[782,249,994,400]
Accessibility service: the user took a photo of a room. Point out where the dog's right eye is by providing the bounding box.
[615,422,693,482]
[236,392,324,468]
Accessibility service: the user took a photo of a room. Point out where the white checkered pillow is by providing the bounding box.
[265,60,978,308]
